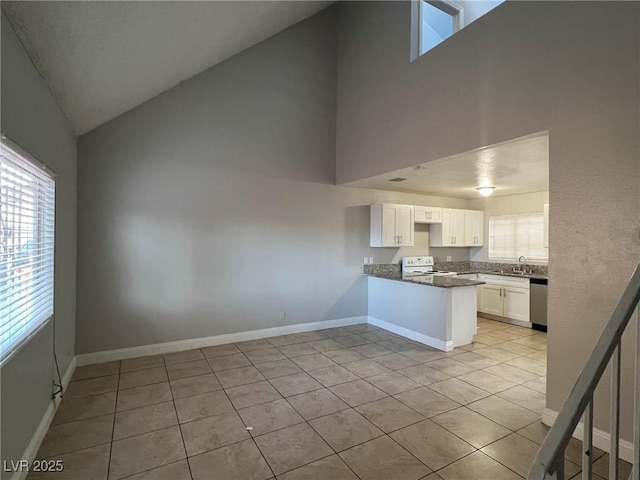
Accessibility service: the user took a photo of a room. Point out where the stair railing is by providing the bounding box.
[528,264,640,480]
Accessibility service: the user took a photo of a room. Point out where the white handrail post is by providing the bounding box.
[583,399,593,480]
[610,343,620,480]
[633,310,640,480]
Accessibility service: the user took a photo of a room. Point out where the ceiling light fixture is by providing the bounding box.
[476,186,496,197]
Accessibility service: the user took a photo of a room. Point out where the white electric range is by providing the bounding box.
[401,256,458,277]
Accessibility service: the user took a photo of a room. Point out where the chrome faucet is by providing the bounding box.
[517,256,529,274]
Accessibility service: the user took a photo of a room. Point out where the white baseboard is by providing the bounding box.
[76,316,368,366]
[60,356,76,390]
[367,316,451,351]
[11,357,76,480]
[542,407,635,464]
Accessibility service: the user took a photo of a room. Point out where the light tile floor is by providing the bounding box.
[28,318,632,479]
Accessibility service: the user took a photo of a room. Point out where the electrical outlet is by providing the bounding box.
[363,257,369,265]
[369,256,374,264]
[279,311,286,320]
[446,256,452,262]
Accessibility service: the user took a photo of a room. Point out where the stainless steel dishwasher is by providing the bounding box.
[530,278,548,330]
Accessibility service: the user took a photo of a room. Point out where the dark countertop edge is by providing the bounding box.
[452,270,548,280]
[366,273,485,289]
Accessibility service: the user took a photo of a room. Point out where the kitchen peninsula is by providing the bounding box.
[366,270,484,352]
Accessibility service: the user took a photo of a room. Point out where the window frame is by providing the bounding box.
[488,213,548,263]
[417,0,464,57]
[0,137,56,366]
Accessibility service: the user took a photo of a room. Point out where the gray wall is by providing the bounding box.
[75,7,464,354]
[1,13,77,475]
[337,1,639,441]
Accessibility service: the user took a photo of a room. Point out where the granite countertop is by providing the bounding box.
[452,270,548,281]
[367,273,485,288]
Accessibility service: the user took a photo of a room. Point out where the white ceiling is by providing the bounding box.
[2,1,332,135]
[347,132,549,199]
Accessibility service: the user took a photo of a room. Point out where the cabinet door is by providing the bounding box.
[474,211,484,246]
[479,284,503,316]
[428,207,443,224]
[451,209,466,246]
[441,209,454,246]
[464,210,484,246]
[381,205,398,246]
[504,286,530,322]
[415,206,443,224]
[464,211,476,246]
[396,206,414,246]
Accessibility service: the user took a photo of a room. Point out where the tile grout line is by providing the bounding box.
[164,353,196,480]
[238,327,385,479]
[115,459,186,480]
[208,350,278,480]
[48,320,558,479]
[106,364,122,480]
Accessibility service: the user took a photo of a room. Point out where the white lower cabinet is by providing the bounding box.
[479,284,503,316]
[478,274,530,324]
[503,287,530,322]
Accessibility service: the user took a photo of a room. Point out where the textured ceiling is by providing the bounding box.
[347,132,549,199]
[2,1,332,135]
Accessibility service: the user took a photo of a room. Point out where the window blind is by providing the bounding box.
[0,141,55,365]
[488,214,547,261]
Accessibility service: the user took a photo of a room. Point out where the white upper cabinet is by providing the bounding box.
[395,206,415,246]
[372,204,484,249]
[429,208,465,247]
[464,210,484,246]
[370,204,415,247]
[414,206,443,224]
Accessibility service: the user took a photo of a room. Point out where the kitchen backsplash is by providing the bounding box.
[364,261,547,276]
[461,261,548,276]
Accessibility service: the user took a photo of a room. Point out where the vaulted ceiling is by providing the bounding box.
[2,1,332,135]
